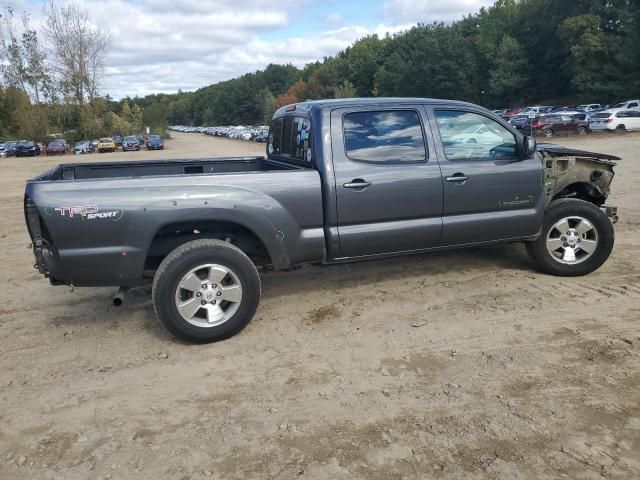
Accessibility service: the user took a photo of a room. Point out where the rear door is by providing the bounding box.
[429,108,544,246]
[624,110,640,130]
[330,107,443,257]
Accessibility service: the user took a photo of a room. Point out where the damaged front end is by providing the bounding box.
[538,143,619,223]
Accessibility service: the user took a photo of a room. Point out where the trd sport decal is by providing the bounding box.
[44,205,124,222]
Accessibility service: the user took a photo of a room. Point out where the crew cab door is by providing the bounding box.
[330,107,443,258]
[429,108,544,245]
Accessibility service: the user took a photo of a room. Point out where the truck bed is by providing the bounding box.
[31,156,304,181]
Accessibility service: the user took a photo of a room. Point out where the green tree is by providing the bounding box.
[559,14,612,99]
[488,35,527,104]
[131,103,144,133]
[256,87,275,124]
[334,80,356,98]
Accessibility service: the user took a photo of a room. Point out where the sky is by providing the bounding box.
[10,0,494,98]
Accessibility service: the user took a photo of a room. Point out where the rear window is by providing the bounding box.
[592,113,611,119]
[268,116,312,163]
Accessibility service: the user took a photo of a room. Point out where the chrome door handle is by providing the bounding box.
[343,179,372,189]
[446,175,470,183]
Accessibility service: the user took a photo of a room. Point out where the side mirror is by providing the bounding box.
[524,135,537,157]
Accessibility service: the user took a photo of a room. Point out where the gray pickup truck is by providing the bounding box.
[25,98,619,342]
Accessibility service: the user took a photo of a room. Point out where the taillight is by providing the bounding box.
[605,118,613,123]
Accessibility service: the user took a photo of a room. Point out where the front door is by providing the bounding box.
[429,108,544,246]
[330,107,443,258]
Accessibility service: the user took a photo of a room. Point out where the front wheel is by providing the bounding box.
[152,239,261,342]
[526,199,614,276]
[577,126,587,135]
[543,128,554,138]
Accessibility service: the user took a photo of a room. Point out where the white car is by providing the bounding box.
[589,109,640,132]
[520,106,554,115]
[610,99,640,111]
[449,124,506,145]
[576,104,602,112]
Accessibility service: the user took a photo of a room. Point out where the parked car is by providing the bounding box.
[520,106,555,116]
[24,98,619,343]
[97,137,117,153]
[74,141,95,154]
[551,106,576,113]
[589,109,640,132]
[15,140,41,157]
[113,135,124,148]
[122,136,140,151]
[0,141,18,157]
[533,114,590,137]
[503,108,522,116]
[146,135,164,150]
[508,115,534,131]
[5,141,21,156]
[46,140,67,155]
[576,104,602,113]
[136,135,146,146]
[611,99,640,111]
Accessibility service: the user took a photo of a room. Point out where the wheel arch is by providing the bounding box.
[552,181,607,207]
[144,218,283,272]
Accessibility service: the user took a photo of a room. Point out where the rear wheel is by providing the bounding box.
[615,124,626,134]
[152,239,261,343]
[577,126,587,135]
[526,199,614,276]
[543,128,554,138]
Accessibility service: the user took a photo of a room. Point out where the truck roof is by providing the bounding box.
[273,97,479,117]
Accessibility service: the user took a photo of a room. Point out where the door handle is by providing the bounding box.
[343,179,372,189]
[446,174,470,183]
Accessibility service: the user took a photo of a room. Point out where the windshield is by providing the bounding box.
[125,136,138,141]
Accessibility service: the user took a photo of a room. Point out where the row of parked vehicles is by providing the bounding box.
[494,99,640,137]
[0,139,70,157]
[171,125,269,142]
[94,135,164,153]
[0,135,164,158]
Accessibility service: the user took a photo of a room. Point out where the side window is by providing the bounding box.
[628,102,638,108]
[268,116,312,163]
[343,110,427,163]
[435,110,517,161]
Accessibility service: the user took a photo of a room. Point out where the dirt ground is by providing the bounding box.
[0,132,638,480]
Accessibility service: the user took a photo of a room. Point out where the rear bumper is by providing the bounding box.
[25,198,68,285]
[32,241,67,285]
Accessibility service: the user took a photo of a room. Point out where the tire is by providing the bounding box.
[152,239,261,343]
[615,124,626,134]
[543,128,554,138]
[577,126,587,135]
[526,199,614,276]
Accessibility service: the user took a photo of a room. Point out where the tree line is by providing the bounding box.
[1,0,639,141]
[150,0,639,127]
